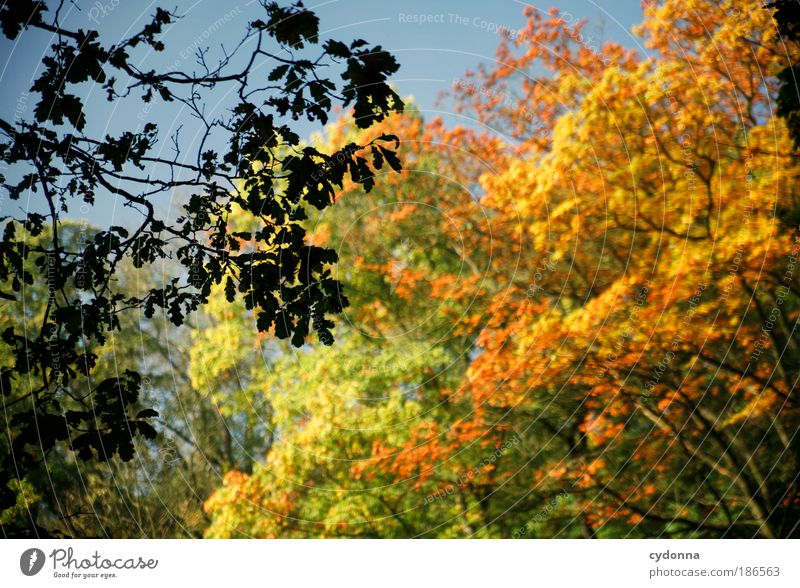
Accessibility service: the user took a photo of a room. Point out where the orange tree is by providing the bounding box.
[444,0,800,537]
[203,0,800,537]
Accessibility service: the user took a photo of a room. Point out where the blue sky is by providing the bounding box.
[0,0,644,226]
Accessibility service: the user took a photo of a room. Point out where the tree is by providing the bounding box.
[205,0,800,538]
[202,111,516,537]
[0,0,404,518]
[446,0,800,537]
[0,220,277,537]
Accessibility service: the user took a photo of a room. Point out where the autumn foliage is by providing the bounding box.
[200,0,800,538]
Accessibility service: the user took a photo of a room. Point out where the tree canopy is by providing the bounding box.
[0,0,403,517]
[2,0,800,540]
[203,0,800,538]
